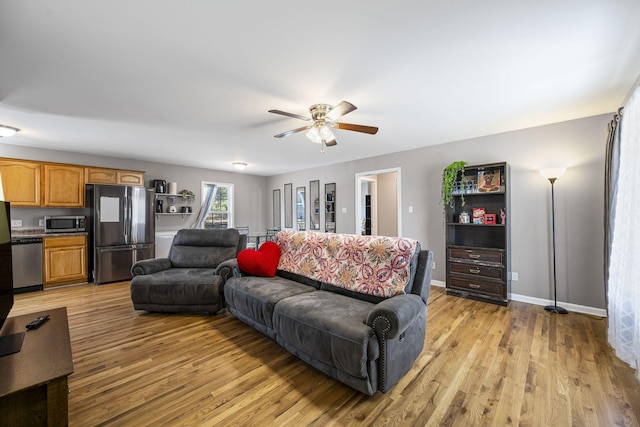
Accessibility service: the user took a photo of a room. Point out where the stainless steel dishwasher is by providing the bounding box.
[11,237,43,293]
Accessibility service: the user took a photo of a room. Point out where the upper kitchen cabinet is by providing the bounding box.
[43,164,85,207]
[85,167,145,186]
[0,159,42,206]
[116,170,144,186]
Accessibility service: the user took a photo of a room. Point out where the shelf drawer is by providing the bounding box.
[448,276,504,296]
[449,262,504,281]
[449,247,504,264]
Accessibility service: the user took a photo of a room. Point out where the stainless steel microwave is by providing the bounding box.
[44,215,86,233]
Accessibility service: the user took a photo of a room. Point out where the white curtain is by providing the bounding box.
[608,85,640,380]
[191,184,217,229]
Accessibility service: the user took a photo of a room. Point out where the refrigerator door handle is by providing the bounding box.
[123,194,129,243]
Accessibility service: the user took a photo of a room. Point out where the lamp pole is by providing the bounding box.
[543,174,568,314]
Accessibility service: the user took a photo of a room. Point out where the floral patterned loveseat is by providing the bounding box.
[224,231,433,395]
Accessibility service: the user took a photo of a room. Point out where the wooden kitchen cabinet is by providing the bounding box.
[85,167,118,184]
[43,164,85,207]
[85,167,145,186]
[116,170,144,186]
[43,235,88,287]
[0,159,41,206]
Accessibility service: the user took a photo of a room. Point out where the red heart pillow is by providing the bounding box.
[237,242,281,277]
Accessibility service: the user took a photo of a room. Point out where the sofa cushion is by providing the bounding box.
[130,268,223,306]
[224,276,315,331]
[276,231,419,299]
[276,270,322,290]
[237,242,281,277]
[273,290,379,379]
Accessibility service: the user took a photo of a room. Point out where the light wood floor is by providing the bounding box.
[10,282,640,426]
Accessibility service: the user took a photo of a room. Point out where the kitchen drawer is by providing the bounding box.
[449,262,504,281]
[448,247,504,264]
[44,235,86,248]
[448,276,504,296]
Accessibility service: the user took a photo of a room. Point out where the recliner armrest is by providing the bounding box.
[366,294,425,340]
[131,258,172,276]
[216,258,241,282]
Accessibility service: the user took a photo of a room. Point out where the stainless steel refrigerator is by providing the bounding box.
[87,184,155,285]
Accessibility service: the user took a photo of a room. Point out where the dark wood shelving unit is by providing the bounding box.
[445,162,511,305]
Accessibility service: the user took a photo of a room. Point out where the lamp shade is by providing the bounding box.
[539,168,566,180]
[319,125,334,141]
[306,127,321,144]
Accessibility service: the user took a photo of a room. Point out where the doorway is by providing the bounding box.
[355,168,401,237]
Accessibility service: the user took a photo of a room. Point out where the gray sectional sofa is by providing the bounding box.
[224,230,433,395]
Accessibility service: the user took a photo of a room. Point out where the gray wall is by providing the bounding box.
[267,113,610,309]
[0,145,268,233]
[2,112,610,309]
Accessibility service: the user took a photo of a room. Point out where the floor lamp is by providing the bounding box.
[539,168,568,314]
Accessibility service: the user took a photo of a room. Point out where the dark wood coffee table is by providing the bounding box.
[0,307,73,426]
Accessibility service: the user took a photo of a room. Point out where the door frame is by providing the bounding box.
[354,167,402,237]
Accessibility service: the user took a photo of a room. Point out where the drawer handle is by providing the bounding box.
[469,284,481,289]
[469,268,480,274]
[468,254,481,259]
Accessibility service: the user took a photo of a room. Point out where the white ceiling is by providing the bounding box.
[1,1,639,176]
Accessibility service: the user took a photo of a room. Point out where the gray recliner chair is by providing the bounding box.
[130,228,246,313]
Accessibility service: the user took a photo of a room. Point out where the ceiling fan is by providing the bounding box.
[268,101,378,152]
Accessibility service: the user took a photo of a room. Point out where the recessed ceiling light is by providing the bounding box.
[233,162,247,170]
[0,125,20,138]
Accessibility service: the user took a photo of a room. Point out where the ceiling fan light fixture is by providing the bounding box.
[0,125,20,138]
[319,125,334,141]
[306,127,322,144]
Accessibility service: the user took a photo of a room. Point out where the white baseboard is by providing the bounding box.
[430,281,607,317]
[509,293,607,317]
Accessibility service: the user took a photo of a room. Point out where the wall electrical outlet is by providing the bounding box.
[408,206,413,213]
[512,272,519,281]
[39,219,46,227]
[11,219,22,227]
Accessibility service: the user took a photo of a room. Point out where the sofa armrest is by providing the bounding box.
[366,294,425,340]
[131,258,172,276]
[216,258,241,282]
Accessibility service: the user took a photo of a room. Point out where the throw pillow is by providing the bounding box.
[237,242,281,277]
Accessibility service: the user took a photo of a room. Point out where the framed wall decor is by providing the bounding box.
[273,189,281,228]
[478,170,501,192]
[296,186,306,230]
[284,183,293,228]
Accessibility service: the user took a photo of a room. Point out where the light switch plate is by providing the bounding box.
[11,219,22,227]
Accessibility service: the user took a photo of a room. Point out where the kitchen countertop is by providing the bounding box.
[11,228,88,239]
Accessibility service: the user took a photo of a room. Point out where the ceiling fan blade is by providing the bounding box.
[268,109,311,121]
[325,138,337,147]
[334,122,379,135]
[325,101,357,121]
[274,125,311,138]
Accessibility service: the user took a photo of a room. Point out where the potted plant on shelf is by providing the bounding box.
[441,161,467,213]
[179,189,195,201]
